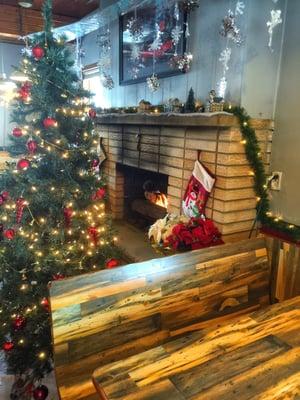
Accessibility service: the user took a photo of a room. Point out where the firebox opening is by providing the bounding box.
[117,164,168,229]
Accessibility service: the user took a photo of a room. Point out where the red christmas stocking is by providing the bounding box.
[182,160,215,218]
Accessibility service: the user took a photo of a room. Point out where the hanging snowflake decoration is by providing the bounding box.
[179,0,200,13]
[185,22,190,38]
[127,17,144,41]
[235,1,245,16]
[97,53,111,71]
[147,74,160,92]
[130,44,141,61]
[149,23,163,51]
[218,76,227,99]
[220,10,243,45]
[267,9,282,50]
[174,2,180,21]
[100,72,114,90]
[219,47,232,72]
[170,52,193,72]
[171,25,183,47]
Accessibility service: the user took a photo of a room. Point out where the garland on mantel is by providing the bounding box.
[225,105,300,242]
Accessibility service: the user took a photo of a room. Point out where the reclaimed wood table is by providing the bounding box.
[93,296,300,400]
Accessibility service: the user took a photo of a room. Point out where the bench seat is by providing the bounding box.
[50,237,270,400]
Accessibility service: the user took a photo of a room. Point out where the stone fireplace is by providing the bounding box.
[96,112,273,242]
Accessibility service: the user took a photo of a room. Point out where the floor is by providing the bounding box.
[0,352,59,399]
[115,221,162,262]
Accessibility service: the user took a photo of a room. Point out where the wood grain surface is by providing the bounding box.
[50,238,270,400]
[93,296,300,400]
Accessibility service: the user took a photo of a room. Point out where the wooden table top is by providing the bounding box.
[93,296,300,400]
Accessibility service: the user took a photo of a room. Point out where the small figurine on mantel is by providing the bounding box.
[206,89,224,112]
[167,98,183,113]
[138,99,151,113]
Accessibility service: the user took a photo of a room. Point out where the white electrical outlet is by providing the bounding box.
[270,171,283,191]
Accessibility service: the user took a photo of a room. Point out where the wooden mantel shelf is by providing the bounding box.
[96,112,239,128]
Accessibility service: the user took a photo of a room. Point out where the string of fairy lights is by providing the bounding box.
[0,32,120,369]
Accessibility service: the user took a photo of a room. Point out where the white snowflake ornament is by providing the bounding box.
[267,9,283,50]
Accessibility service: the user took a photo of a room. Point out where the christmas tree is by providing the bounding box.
[0,0,121,397]
[185,87,196,113]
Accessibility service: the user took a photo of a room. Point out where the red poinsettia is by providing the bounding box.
[165,217,223,251]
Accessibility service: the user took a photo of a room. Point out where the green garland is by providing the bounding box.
[225,105,300,242]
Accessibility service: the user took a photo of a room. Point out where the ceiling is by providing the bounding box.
[0,0,100,42]
[0,0,100,18]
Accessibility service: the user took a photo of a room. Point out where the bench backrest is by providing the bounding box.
[50,237,270,400]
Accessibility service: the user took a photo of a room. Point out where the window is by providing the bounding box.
[83,66,110,109]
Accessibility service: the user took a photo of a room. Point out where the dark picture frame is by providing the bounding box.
[119,3,187,85]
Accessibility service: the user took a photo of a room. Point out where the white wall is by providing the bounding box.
[270,0,300,225]
[82,0,286,119]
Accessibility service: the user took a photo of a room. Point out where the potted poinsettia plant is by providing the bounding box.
[149,214,223,253]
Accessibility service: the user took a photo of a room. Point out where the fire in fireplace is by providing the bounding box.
[117,164,168,228]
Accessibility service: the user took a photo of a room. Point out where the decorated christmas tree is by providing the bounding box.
[0,0,121,397]
[185,87,196,113]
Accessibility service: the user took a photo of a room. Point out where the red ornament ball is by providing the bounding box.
[91,158,100,168]
[0,191,9,205]
[41,298,50,312]
[52,273,65,281]
[88,108,97,118]
[13,315,26,331]
[106,258,120,269]
[33,385,49,400]
[32,46,45,60]
[43,117,57,128]
[91,187,106,201]
[17,159,31,170]
[2,191,9,200]
[27,139,38,155]
[3,341,14,352]
[12,127,23,138]
[4,229,15,240]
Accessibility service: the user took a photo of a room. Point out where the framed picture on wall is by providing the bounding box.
[119,3,187,85]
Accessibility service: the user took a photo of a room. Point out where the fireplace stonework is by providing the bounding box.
[95,113,273,242]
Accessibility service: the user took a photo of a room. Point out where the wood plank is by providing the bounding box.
[92,297,300,400]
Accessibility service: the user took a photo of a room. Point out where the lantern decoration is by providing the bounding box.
[27,139,38,155]
[32,45,45,60]
[88,108,97,118]
[3,341,14,351]
[106,258,120,269]
[12,127,23,138]
[63,207,73,228]
[43,117,57,128]
[32,385,49,400]
[91,187,106,201]
[88,226,99,245]
[17,159,31,171]
[4,229,15,240]
[16,198,26,224]
[12,315,26,331]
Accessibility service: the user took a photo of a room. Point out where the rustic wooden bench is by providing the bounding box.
[50,237,270,400]
[93,296,300,400]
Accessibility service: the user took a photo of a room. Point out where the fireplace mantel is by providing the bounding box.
[96,112,240,128]
[96,113,273,242]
